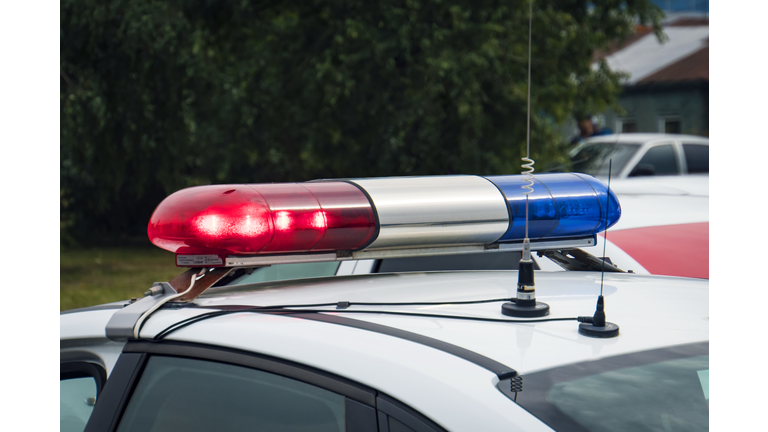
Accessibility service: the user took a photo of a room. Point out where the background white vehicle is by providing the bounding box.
[570,133,709,179]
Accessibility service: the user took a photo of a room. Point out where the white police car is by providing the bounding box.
[60,173,709,432]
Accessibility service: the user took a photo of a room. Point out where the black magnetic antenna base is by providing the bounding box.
[578,322,620,338]
[501,301,550,318]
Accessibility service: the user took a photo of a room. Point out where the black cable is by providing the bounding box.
[151,297,513,340]
[153,306,579,340]
[154,310,231,340]
[237,297,515,309]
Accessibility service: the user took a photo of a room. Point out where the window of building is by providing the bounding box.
[616,119,637,133]
[658,117,682,134]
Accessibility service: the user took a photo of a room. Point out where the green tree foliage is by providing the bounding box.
[61,0,663,243]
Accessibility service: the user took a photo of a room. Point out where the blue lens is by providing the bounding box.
[484,173,621,241]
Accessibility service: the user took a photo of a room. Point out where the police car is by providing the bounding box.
[60,173,709,432]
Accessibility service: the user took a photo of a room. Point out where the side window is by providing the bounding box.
[683,144,709,174]
[61,363,106,432]
[377,395,447,432]
[629,144,679,176]
[116,356,348,432]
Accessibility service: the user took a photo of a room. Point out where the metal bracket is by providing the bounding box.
[537,248,625,272]
[105,267,233,341]
[168,267,233,302]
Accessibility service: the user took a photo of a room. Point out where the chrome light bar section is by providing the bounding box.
[348,176,510,249]
[213,236,596,267]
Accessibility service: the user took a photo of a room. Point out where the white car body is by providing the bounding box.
[571,133,709,180]
[61,270,708,432]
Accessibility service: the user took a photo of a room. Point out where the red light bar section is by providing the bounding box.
[148,182,376,255]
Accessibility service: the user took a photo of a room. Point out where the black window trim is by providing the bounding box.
[84,352,147,432]
[61,361,108,395]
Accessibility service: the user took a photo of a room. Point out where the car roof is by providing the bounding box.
[584,133,709,145]
[61,268,708,432]
[63,270,708,374]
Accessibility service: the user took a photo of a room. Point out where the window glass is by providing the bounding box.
[683,144,709,173]
[571,143,641,177]
[508,343,709,432]
[377,251,534,273]
[61,377,97,432]
[664,119,681,134]
[117,356,345,432]
[220,261,340,286]
[621,120,637,133]
[631,144,678,176]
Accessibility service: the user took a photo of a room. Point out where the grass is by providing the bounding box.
[60,247,182,311]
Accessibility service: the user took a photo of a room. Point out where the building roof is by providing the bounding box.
[638,41,708,84]
[601,19,709,86]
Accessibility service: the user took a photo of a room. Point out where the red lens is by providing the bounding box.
[148,182,376,255]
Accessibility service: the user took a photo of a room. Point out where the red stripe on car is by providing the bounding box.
[603,222,709,279]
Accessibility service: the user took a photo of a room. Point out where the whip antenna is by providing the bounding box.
[502,0,550,318]
[578,160,620,338]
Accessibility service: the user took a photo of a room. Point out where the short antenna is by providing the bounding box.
[501,0,550,318]
[578,159,620,338]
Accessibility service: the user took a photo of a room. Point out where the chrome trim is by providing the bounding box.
[349,176,509,249]
[215,237,595,267]
[225,252,342,267]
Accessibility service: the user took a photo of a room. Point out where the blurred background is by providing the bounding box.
[60,0,709,310]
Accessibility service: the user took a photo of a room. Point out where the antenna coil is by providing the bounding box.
[521,157,535,196]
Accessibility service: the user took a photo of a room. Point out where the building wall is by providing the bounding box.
[603,83,708,137]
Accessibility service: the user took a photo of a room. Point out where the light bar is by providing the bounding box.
[148,183,377,256]
[486,173,621,241]
[348,176,509,249]
[147,174,620,266]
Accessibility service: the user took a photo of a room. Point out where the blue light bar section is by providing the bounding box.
[484,173,621,241]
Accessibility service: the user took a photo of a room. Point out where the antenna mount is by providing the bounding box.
[578,295,619,337]
[501,241,550,318]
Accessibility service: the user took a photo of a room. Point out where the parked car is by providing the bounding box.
[61,173,709,432]
[570,133,709,179]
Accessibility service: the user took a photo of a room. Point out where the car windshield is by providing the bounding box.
[503,342,708,432]
[571,143,641,176]
[217,261,341,286]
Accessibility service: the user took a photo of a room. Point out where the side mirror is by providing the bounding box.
[629,163,655,177]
